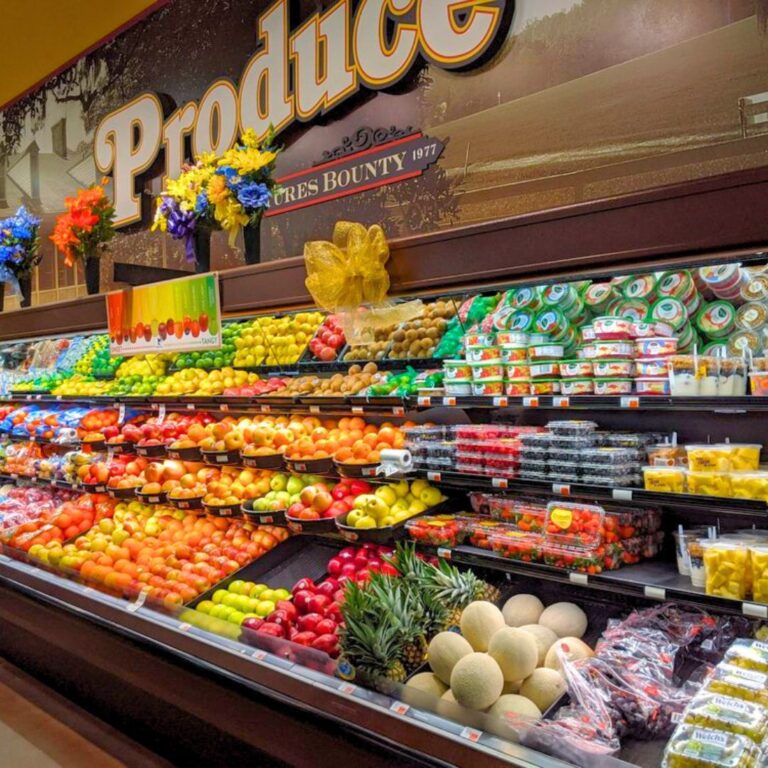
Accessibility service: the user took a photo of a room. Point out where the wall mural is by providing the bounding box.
[1,0,767,301]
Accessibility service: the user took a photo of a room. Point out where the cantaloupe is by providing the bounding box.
[502,679,522,695]
[460,601,506,651]
[538,602,588,639]
[404,672,448,700]
[450,653,504,710]
[487,627,538,682]
[544,637,594,671]
[502,594,544,627]
[518,624,558,667]
[487,694,542,722]
[436,689,481,724]
[428,631,474,684]
[519,668,566,712]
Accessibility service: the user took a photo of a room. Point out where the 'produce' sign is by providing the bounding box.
[266,130,444,216]
[94,0,512,226]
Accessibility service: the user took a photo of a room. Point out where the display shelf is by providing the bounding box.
[421,470,768,516]
[446,545,764,617]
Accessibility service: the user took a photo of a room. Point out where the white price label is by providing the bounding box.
[644,586,666,600]
[552,483,571,496]
[492,477,508,489]
[251,649,267,660]
[157,404,166,422]
[553,396,570,408]
[55,395,62,401]
[390,702,410,715]
[427,471,442,483]
[417,396,431,407]
[117,403,126,423]
[125,590,148,613]
[492,396,508,407]
[743,602,768,619]
[392,406,405,417]
[436,547,452,560]
[261,404,271,413]
[612,489,633,502]
[460,727,482,743]
[35,394,43,401]
[338,682,356,695]
[219,403,229,412]
[620,396,640,409]
[177,622,192,633]
[309,405,321,414]
[442,396,456,406]
[186,403,195,410]
[351,406,364,415]
[522,396,539,407]
[569,573,589,585]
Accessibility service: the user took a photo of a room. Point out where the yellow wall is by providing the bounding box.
[1,0,162,108]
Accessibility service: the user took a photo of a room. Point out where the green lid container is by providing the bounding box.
[541,284,584,320]
[615,298,650,323]
[622,274,658,303]
[650,297,688,330]
[696,300,737,340]
[583,283,617,314]
[510,286,542,312]
[534,307,570,341]
[507,310,536,333]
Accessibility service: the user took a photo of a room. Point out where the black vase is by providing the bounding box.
[85,258,100,295]
[194,228,211,273]
[243,220,261,265]
[19,274,31,308]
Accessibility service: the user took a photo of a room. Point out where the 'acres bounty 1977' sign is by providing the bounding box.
[94,0,513,226]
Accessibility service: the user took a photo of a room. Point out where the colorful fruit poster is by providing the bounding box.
[106,273,222,356]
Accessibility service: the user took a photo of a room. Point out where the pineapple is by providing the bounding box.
[340,615,407,693]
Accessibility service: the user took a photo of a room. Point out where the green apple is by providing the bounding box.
[365,496,389,519]
[211,589,228,604]
[410,478,429,496]
[222,593,240,608]
[228,610,246,625]
[249,583,268,598]
[270,473,288,492]
[273,588,291,601]
[375,486,397,506]
[380,514,396,527]
[275,491,291,506]
[229,580,247,594]
[197,600,215,614]
[286,476,304,495]
[256,600,275,616]
[303,474,323,485]
[260,589,276,602]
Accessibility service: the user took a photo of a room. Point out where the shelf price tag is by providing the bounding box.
[389,701,410,716]
[251,649,267,661]
[492,396,508,407]
[177,622,192,633]
[612,489,633,502]
[492,478,508,489]
[553,396,570,408]
[392,406,405,417]
[743,602,768,619]
[338,682,356,695]
[442,396,456,407]
[417,396,432,407]
[186,403,195,410]
[644,586,666,601]
[552,483,571,496]
[460,727,482,743]
[125,590,148,613]
[436,547,452,560]
[620,396,640,409]
[351,406,364,415]
[523,397,539,408]
[427,471,442,483]
[219,403,230,412]
[309,405,321,414]
[157,403,166,422]
[569,573,588,586]
[260,404,271,413]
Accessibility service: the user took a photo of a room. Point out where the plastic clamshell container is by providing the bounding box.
[592,359,634,378]
[663,725,762,768]
[749,372,768,396]
[465,347,502,363]
[635,358,670,377]
[687,471,733,498]
[471,379,505,396]
[581,447,638,465]
[405,514,469,548]
[702,540,750,599]
[404,425,451,442]
[592,340,634,359]
[593,378,633,395]
[505,379,531,396]
[465,519,516,550]
[643,466,686,493]
[605,432,664,448]
[730,472,768,501]
[548,433,599,449]
[488,497,546,532]
[687,444,760,472]
[504,363,530,379]
[546,420,597,436]
[529,379,560,394]
[455,424,526,440]
[683,692,768,745]
[724,639,768,675]
[488,529,544,561]
[751,545,768,604]
[705,665,768,708]
[592,316,633,340]
[582,469,641,487]
[560,379,594,395]
[544,500,604,549]
[559,360,593,378]
[636,377,671,396]
[542,543,604,573]
[519,432,552,447]
[646,443,687,467]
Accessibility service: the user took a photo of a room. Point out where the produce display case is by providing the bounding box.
[5,250,768,768]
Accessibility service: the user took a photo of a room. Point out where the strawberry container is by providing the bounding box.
[488,496,546,532]
[545,501,605,549]
[466,518,515,550]
[405,513,472,547]
[488,529,544,562]
[542,543,605,573]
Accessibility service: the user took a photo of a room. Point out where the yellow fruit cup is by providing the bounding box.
[686,444,734,472]
[686,471,732,498]
[702,540,750,600]
[728,444,762,472]
[642,466,686,494]
[731,472,768,501]
[751,545,768,604]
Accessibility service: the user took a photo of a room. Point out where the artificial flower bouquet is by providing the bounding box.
[153,128,279,260]
[0,206,41,282]
[50,180,115,267]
